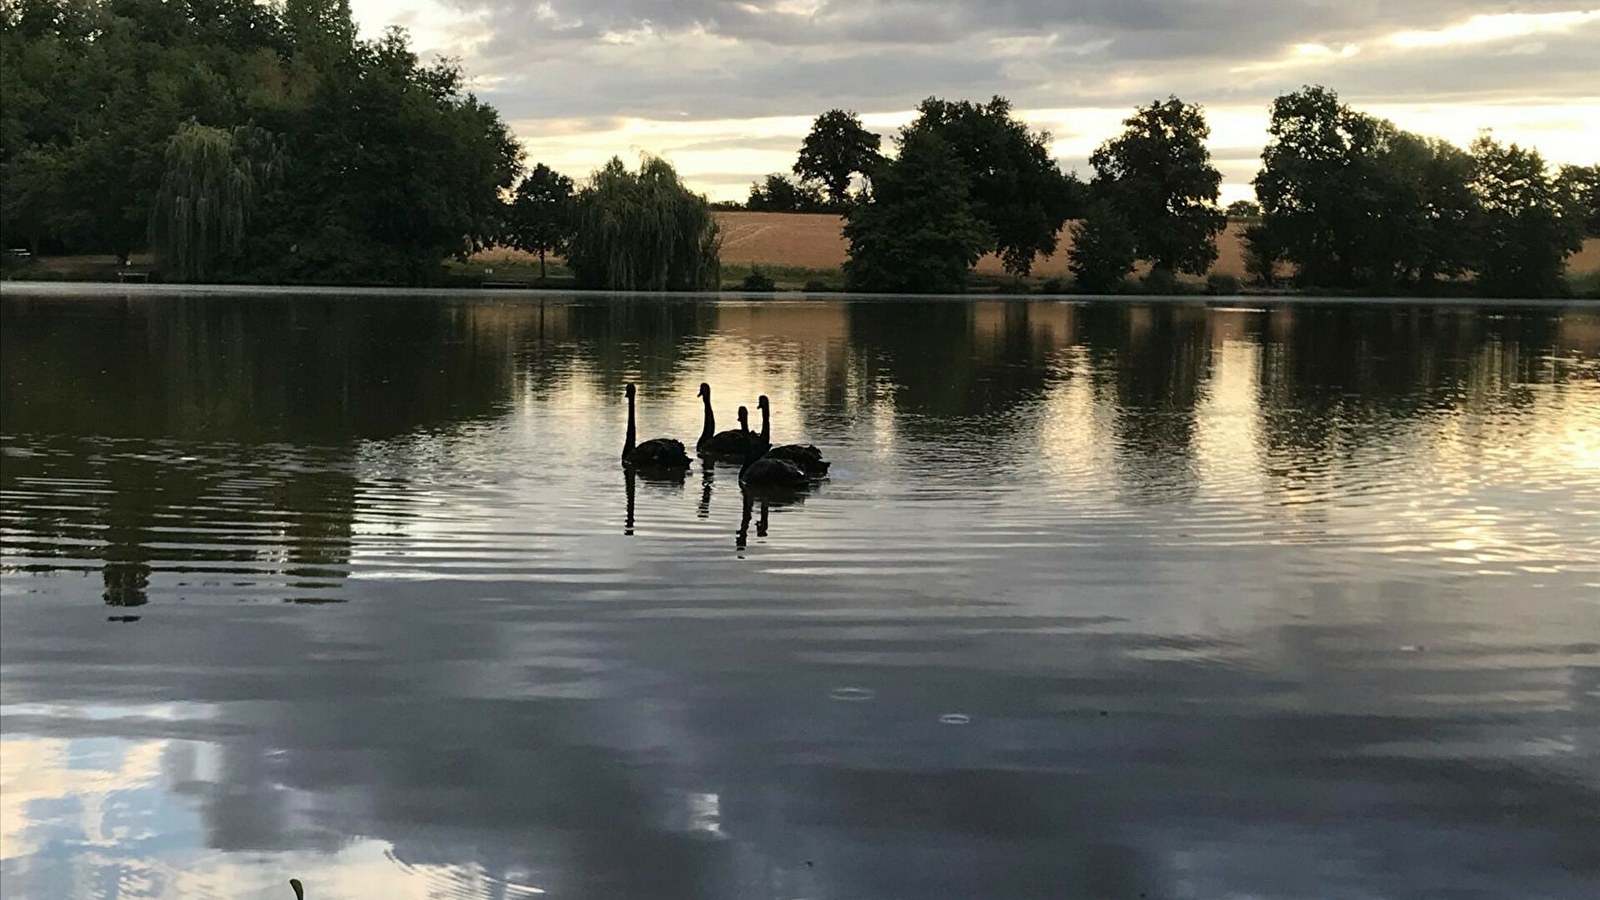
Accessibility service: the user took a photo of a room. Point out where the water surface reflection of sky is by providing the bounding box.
[2,292,1598,899]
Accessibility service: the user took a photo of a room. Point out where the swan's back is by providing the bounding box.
[740,454,809,488]
[701,428,756,456]
[764,443,830,475]
[627,437,690,469]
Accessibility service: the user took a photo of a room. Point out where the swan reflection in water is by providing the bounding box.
[697,459,714,520]
[736,491,766,552]
[736,487,812,552]
[621,466,689,536]
[623,468,634,536]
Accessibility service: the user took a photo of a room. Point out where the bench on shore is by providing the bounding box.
[116,271,149,283]
[480,280,532,289]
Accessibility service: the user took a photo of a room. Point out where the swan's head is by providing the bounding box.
[757,395,770,412]
[625,384,636,400]
[737,405,749,428]
[697,382,709,399]
[289,879,305,900]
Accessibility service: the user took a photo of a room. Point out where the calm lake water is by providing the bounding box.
[1,288,1598,900]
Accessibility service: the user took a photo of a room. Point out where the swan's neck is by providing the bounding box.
[699,392,714,445]
[759,405,770,444]
[623,395,637,459]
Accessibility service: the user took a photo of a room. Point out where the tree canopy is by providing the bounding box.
[1251,85,1585,296]
[903,96,1083,277]
[842,130,989,293]
[794,110,882,206]
[505,163,575,280]
[1252,86,1479,290]
[148,120,281,281]
[567,156,721,291]
[1090,97,1225,276]
[1560,164,1600,237]
[747,173,827,213]
[1,0,522,283]
[1468,136,1585,298]
[1067,204,1137,294]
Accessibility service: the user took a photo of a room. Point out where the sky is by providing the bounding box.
[348,1,1600,205]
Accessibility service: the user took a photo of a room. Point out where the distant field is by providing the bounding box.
[714,211,1600,279]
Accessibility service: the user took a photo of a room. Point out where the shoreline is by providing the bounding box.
[4,280,1596,307]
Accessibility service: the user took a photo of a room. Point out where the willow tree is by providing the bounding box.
[567,156,721,291]
[149,122,280,282]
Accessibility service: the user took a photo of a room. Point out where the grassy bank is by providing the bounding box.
[9,246,1598,300]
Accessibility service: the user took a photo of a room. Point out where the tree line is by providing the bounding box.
[4,2,1596,294]
[2,0,520,285]
[725,89,1597,297]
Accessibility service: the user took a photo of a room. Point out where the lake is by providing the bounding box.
[2,287,1597,900]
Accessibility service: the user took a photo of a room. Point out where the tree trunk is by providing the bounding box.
[539,248,547,282]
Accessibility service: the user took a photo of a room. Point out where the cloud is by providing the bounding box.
[336,2,1600,198]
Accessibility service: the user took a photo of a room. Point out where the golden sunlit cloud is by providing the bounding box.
[1229,41,1362,73]
[1387,10,1600,49]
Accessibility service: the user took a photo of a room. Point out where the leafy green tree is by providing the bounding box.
[567,156,721,291]
[1392,133,1477,285]
[746,173,826,212]
[505,163,575,280]
[903,96,1082,277]
[1559,164,1600,237]
[247,27,522,284]
[1,0,519,283]
[1253,85,1475,291]
[1067,204,1137,293]
[1225,200,1260,218]
[149,120,281,281]
[1090,97,1225,277]
[1468,135,1584,297]
[842,130,989,293]
[283,0,355,70]
[794,109,882,205]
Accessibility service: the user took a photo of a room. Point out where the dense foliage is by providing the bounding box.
[903,96,1084,277]
[1559,164,1600,237]
[793,109,882,205]
[1067,204,1137,293]
[841,130,989,293]
[1250,85,1584,295]
[1,0,521,284]
[746,173,828,213]
[1468,136,1585,298]
[504,163,575,280]
[1090,97,1225,277]
[566,156,721,291]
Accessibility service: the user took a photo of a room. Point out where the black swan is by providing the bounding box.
[697,383,758,457]
[739,430,810,490]
[754,395,830,475]
[622,384,690,471]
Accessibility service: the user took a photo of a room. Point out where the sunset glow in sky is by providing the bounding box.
[349,1,1600,204]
